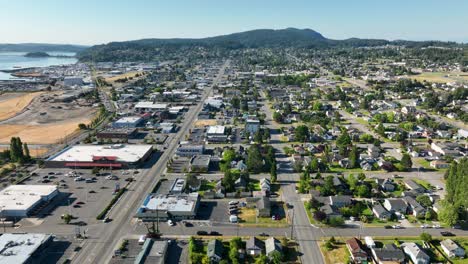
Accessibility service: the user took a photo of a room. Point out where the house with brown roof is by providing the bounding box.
[346,237,369,263]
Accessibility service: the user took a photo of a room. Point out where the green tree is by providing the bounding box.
[223,148,236,163]
[62,213,72,224]
[246,145,264,173]
[270,162,277,182]
[23,143,31,161]
[222,170,236,192]
[347,174,358,190]
[416,195,432,208]
[309,157,319,172]
[357,172,366,181]
[400,154,413,171]
[270,251,283,264]
[348,145,359,168]
[336,130,351,148]
[255,254,268,264]
[420,232,432,242]
[438,201,459,226]
[295,125,310,142]
[328,216,344,227]
[273,112,283,123]
[356,185,370,198]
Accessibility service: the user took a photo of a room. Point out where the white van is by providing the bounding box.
[138,235,146,245]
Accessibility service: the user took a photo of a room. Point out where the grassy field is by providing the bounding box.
[409,71,468,84]
[238,207,288,227]
[319,240,350,264]
[0,92,43,121]
[0,147,48,157]
[104,71,142,83]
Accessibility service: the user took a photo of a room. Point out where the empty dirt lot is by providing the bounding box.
[0,92,96,144]
[0,92,43,121]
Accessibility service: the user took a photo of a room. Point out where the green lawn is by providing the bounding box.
[414,179,433,190]
[303,201,325,227]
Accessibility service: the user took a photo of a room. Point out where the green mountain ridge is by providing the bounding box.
[75,28,466,62]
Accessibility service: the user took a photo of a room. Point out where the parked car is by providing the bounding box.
[167,220,175,226]
[183,221,193,227]
[196,231,208,236]
[259,232,269,237]
[209,231,221,236]
[440,231,455,237]
[229,201,239,206]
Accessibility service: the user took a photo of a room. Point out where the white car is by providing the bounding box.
[432,224,441,229]
[421,224,429,229]
[228,201,239,206]
[392,225,402,229]
[167,220,175,226]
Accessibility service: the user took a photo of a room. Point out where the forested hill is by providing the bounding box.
[0,43,87,53]
[77,27,465,62]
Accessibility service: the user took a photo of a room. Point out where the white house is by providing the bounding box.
[441,239,465,258]
[401,242,430,264]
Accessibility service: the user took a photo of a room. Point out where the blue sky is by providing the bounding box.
[1,0,467,45]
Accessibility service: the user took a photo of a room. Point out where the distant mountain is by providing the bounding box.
[0,43,87,53]
[77,28,462,62]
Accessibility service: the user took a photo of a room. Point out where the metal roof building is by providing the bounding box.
[0,233,53,264]
[45,144,153,168]
[0,185,58,218]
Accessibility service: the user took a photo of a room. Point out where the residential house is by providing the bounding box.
[260,178,271,192]
[346,237,369,263]
[329,195,353,208]
[372,243,406,264]
[372,203,391,220]
[401,242,430,264]
[404,197,426,218]
[234,177,247,191]
[376,178,395,192]
[256,196,271,217]
[265,237,283,258]
[441,239,465,258]
[368,145,381,158]
[383,198,407,214]
[189,155,211,172]
[430,160,450,169]
[246,237,264,256]
[207,239,224,263]
[320,204,342,219]
[404,180,425,193]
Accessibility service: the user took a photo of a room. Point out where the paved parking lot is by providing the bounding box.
[20,168,137,229]
[197,199,237,223]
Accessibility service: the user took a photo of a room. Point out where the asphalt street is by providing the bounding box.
[72,60,230,264]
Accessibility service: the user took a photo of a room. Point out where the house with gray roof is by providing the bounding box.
[383,198,407,214]
[404,196,426,217]
[207,239,223,262]
[246,237,264,256]
[372,243,406,264]
[401,242,430,264]
[404,180,425,193]
[256,196,271,217]
[441,239,465,258]
[329,195,352,208]
[372,203,391,220]
[265,237,282,258]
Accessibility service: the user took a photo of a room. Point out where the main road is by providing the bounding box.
[72,59,230,264]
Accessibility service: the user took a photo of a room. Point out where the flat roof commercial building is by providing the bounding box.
[112,116,144,128]
[136,193,200,221]
[135,102,168,112]
[0,233,53,264]
[45,144,153,168]
[0,185,58,218]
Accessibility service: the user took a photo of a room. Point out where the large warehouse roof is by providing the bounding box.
[0,233,52,264]
[48,144,153,163]
[0,185,57,212]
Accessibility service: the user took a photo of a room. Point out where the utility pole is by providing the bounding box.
[290,208,295,240]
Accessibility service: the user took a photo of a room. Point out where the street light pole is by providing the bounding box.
[290,208,295,240]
